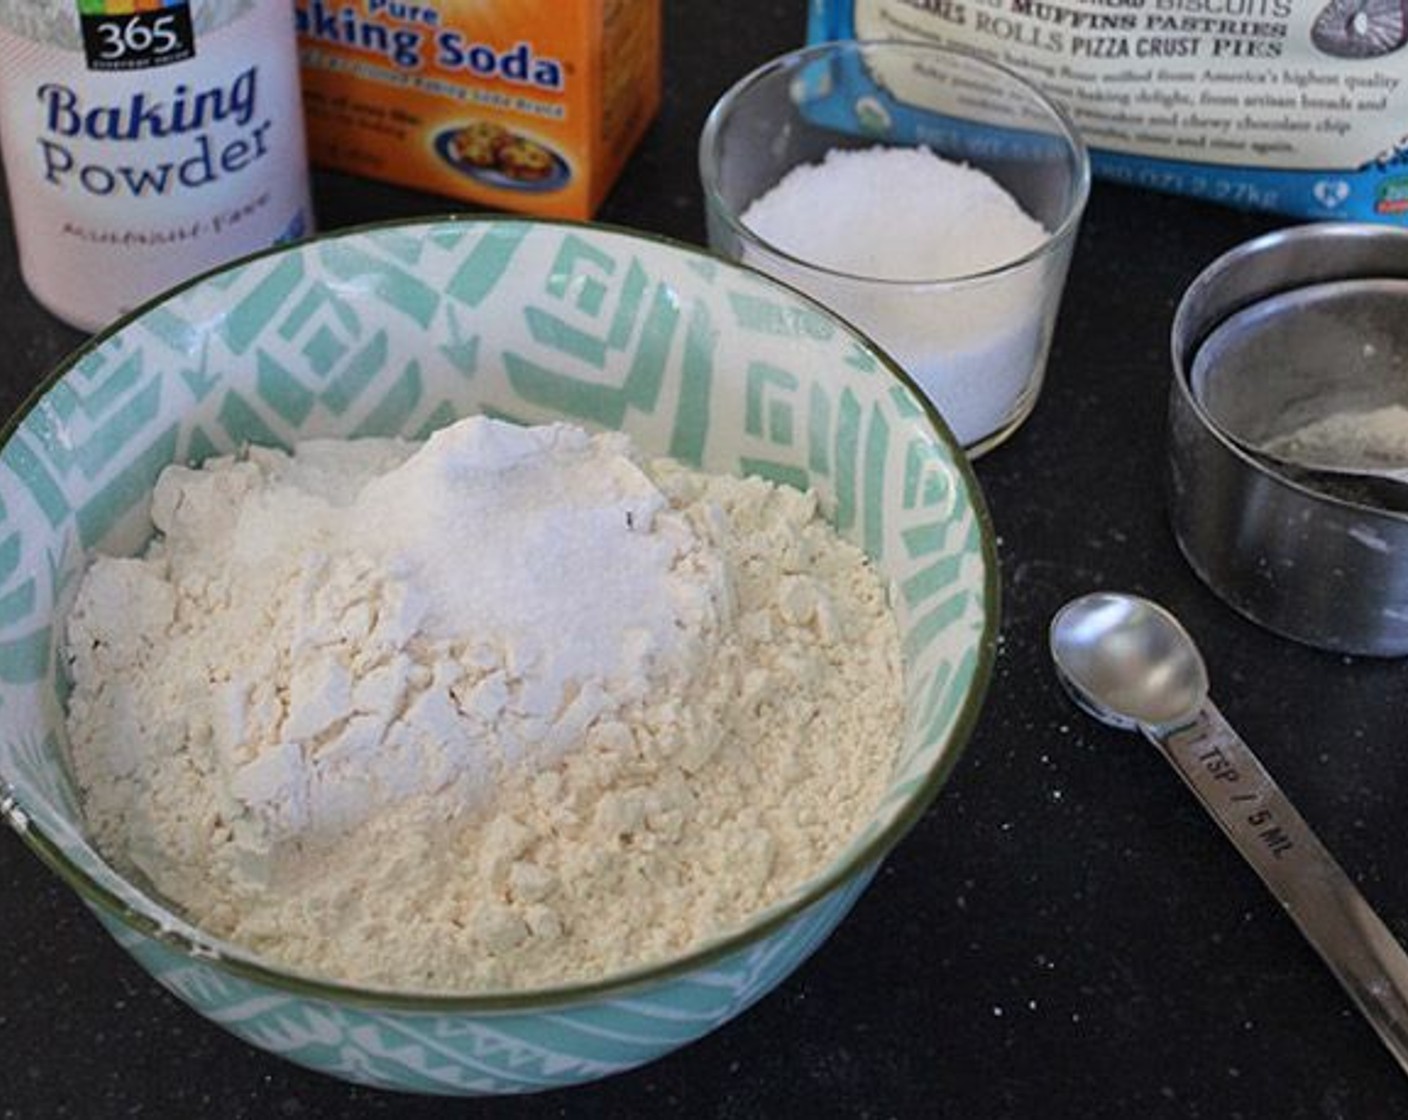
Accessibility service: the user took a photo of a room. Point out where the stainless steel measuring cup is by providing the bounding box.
[1168,222,1408,657]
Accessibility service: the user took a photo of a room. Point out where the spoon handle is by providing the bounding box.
[1155,701,1408,1076]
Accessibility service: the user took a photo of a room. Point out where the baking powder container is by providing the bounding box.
[699,40,1089,457]
[0,0,313,333]
[1168,222,1408,657]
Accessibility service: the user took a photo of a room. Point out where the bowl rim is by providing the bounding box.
[0,213,1000,1013]
[697,37,1092,290]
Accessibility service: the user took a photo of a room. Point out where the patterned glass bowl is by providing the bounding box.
[0,218,997,1095]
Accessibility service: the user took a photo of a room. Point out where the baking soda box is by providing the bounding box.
[295,0,661,217]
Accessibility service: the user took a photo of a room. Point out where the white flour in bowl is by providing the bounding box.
[64,416,904,991]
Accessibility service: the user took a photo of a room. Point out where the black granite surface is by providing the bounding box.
[2,4,1406,1118]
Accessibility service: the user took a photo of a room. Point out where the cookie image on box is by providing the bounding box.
[1311,0,1407,58]
[447,120,513,169]
[436,121,570,192]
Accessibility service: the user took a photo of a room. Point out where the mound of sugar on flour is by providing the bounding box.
[355,418,724,717]
[65,416,904,991]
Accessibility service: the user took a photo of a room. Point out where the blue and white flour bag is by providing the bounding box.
[0,0,313,331]
[809,0,1408,222]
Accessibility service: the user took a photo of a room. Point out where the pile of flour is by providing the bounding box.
[65,416,903,991]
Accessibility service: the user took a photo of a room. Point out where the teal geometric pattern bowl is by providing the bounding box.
[0,218,998,1095]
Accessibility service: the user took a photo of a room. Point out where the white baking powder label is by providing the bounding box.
[0,1,312,330]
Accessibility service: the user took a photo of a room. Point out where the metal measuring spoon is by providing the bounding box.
[1049,591,1408,1075]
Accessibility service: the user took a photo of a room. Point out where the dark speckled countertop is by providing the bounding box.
[3,4,1406,1117]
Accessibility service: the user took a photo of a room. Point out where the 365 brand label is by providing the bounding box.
[79,0,195,71]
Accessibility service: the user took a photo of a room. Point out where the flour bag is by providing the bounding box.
[810,0,1408,222]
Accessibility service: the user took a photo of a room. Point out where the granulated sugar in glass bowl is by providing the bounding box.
[0,217,996,1095]
[700,40,1090,457]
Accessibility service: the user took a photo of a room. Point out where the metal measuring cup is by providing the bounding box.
[1167,222,1408,657]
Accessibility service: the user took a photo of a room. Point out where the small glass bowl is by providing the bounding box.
[699,39,1090,456]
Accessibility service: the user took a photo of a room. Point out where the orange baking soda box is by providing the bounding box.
[294,0,660,218]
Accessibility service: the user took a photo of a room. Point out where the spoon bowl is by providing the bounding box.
[1049,592,1207,732]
